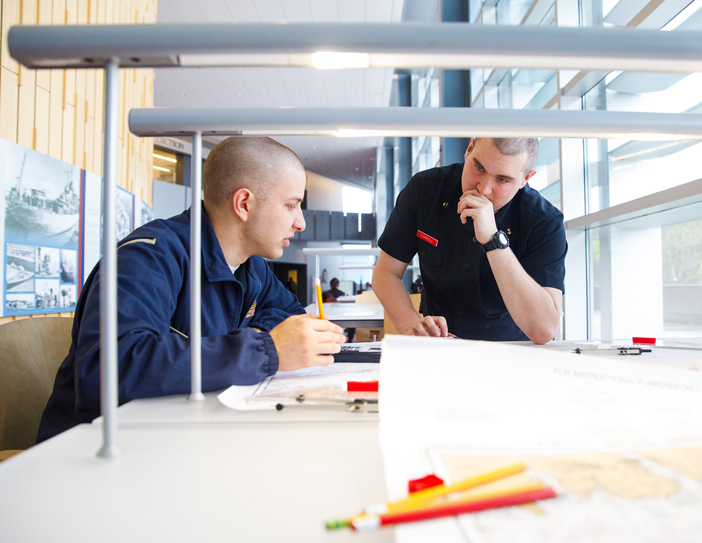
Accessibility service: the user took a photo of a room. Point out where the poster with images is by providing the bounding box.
[115,186,134,242]
[80,172,145,288]
[1,140,79,316]
[134,197,153,229]
[98,185,134,247]
[80,170,102,287]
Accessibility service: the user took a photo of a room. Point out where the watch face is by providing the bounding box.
[498,232,508,246]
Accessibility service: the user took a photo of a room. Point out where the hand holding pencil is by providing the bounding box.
[270,314,346,370]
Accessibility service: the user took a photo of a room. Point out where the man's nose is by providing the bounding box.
[294,209,306,231]
[478,181,491,196]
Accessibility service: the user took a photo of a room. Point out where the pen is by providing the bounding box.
[573,347,652,355]
[314,277,325,319]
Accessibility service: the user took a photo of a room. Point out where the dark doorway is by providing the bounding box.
[267,262,307,307]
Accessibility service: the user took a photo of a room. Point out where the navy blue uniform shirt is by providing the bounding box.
[378,163,567,341]
[37,207,304,443]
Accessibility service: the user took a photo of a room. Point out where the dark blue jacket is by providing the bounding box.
[37,207,304,442]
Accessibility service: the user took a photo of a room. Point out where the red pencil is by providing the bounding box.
[351,487,557,531]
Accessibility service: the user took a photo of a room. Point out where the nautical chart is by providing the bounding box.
[435,447,702,543]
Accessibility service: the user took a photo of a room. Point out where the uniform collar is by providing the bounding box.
[187,205,246,283]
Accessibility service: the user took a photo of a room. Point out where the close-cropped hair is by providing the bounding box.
[203,137,303,209]
[474,138,539,173]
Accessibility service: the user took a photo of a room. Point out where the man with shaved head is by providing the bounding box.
[38,137,346,442]
[373,137,567,344]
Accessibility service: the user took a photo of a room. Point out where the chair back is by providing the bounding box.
[0,317,73,450]
[355,290,379,303]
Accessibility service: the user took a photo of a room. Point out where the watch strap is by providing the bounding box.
[482,230,509,252]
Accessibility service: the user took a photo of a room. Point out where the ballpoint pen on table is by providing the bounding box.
[573,347,652,355]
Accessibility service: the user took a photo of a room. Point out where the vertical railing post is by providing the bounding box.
[98,58,121,458]
[189,132,205,401]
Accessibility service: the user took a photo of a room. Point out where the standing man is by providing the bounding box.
[38,137,346,442]
[373,138,566,344]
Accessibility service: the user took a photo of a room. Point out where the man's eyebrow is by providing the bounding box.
[473,158,516,181]
[287,197,304,202]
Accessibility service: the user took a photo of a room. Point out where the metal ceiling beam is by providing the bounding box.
[9,23,702,73]
[129,107,702,140]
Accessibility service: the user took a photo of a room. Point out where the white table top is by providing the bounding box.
[4,338,700,543]
[110,390,379,426]
[0,422,392,543]
[304,302,384,327]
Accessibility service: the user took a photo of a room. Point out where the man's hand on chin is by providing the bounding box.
[457,190,498,244]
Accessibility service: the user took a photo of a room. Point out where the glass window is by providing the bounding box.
[588,212,702,340]
[661,217,702,335]
[583,73,702,213]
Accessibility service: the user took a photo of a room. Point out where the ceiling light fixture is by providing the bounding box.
[153,165,171,172]
[311,52,369,69]
[152,153,177,163]
[9,24,702,73]
[128,107,702,141]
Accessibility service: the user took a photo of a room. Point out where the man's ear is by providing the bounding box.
[521,169,537,188]
[232,188,254,222]
[464,138,475,160]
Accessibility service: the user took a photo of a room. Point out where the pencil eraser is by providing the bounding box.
[408,474,444,494]
[633,337,656,345]
[347,380,379,392]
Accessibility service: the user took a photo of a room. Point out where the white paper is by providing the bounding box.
[378,336,702,543]
[217,362,379,410]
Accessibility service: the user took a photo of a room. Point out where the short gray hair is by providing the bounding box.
[474,138,539,173]
[203,137,303,209]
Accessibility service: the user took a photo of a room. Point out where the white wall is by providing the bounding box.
[305,171,345,211]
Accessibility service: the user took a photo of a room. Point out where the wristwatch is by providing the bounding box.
[482,230,510,252]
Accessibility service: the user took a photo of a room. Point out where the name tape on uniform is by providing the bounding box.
[416,230,438,247]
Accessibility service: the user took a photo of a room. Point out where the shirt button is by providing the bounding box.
[464,264,470,269]
[472,237,477,243]
[421,251,426,257]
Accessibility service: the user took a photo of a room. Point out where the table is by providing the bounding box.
[2,339,700,543]
[0,420,391,543]
[305,302,384,328]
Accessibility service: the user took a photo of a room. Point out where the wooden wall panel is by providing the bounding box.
[0,67,18,142]
[17,65,36,148]
[47,70,63,159]
[74,70,86,168]
[35,0,52,91]
[0,0,156,325]
[34,86,50,154]
[1,0,20,74]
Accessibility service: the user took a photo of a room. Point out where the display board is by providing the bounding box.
[1,139,151,316]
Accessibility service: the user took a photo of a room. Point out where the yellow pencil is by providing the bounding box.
[366,463,526,515]
[314,277,325,319]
